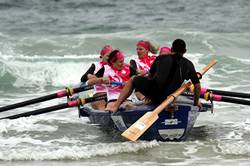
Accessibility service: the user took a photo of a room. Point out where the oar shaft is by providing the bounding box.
[183,92,250,106]
[154,82,192,115]
[201,88,250,98]
[213,94,250,106]
[0,81,123,113]
[0,94,107,120]
[1,103,70,120]
[199,59,217,75]
[70,85,93,94]
[0,93,58,113]
[0,85,93,113]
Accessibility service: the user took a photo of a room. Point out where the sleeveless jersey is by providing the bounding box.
[103,64,131,101]
[132,55,156,71]
[93,61,107,94]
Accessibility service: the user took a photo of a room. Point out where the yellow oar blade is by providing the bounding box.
[121,112,158,141]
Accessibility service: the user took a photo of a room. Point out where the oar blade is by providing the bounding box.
[121,112,158,141]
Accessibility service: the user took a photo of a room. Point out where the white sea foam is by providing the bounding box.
[0,140,159,160]
[202,38,216,53]
[216,141,250,156]
[0,47,219,89]
[227,55,250,65]
[0,109,86,134]
[0,116,58,133]
[0,136,82,147]
[0,59,87,87]
[0,53,100,61]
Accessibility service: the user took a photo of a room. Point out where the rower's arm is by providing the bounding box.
[188,62,201,106]
[193,83,201,106]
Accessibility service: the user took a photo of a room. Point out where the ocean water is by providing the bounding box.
[0,0,250,165]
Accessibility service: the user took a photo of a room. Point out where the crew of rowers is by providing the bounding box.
[80,39,201,112]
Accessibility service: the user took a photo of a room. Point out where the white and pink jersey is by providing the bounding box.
[132,55,156,71]
[103,64,130,101]
[93,61,107,94]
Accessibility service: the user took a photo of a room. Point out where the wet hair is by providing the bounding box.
[107,50,120,65]
[171,39,186,54]
[147,41,159,54]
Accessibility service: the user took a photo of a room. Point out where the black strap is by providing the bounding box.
[95,66,105,77]
[80,63,95,82]
[129,60,138,76]
[196,72,202,79]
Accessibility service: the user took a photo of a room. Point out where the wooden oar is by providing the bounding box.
[0,81,123,113]
[0,94,107,120]
[121,60,217,141]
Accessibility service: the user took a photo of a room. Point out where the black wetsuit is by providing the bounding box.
[132,54,200,105]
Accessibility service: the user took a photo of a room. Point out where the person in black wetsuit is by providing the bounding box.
[107,39,201,112]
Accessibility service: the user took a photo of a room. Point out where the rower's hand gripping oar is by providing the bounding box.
[0,94,107,120]
[0,81,123,113]
[121,59,217,141]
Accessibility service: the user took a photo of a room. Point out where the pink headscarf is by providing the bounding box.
[159,47,171,55]
[136,40,150,50]
[100,45,113,57]
[110,51,125,63]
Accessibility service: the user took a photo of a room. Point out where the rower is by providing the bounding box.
[87,50,136,110]
[80,45,113,110]
[159,46,172,56]
[130,40,159,77]
[130,40,159,101]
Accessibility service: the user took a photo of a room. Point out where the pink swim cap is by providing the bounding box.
[159,47,171,55]
[136,40,150,50]
[100,45,113,57]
